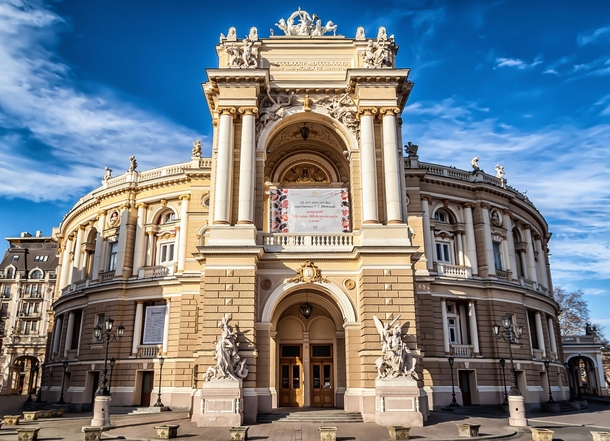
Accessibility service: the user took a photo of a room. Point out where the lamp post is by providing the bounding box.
[58,360,69,404]
[543,360,554,403]
[499,358,508,405]
[36,363,44,403]
[109,358,116,393]
[492,314,523,396]
[564,362,575,401]
[448,356,459,407]
[93,317,124,396]
[154,356,165,407]
[493,313,527,427]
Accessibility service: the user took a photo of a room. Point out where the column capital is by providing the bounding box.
[179,194,191,201]
[218,106,237,118]
[379,106,400,117]
[480,202,491,210]
[119,202,131,211]
[77,224,86,232]
[135,202,147,209]
[238,106,259,117]
[67,233,75,241]
[357,106,379,118]
[462,202,475,209]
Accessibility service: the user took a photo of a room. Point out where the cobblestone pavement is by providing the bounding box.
[1,403,609,441]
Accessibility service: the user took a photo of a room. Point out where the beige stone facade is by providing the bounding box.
[42,12,565,421]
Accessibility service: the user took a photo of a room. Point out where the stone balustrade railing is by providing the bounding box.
[138,345,161,358]
[562,335,600,344]
[436,263,472,279]
[451,344,474,358]
[257,233,356,251]
[139,265,173,278]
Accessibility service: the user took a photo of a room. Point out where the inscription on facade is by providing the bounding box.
[270,60,350,71]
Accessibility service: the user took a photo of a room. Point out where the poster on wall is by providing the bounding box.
[142,305,166,345]
[270,188,350,233]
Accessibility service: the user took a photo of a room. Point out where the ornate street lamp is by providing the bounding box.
[543,360,554,403]
[492,314,523,396]
[448,356,459,407]
[300,290,313,319]
[499,358,508,405]
[58,360,69,404]
[154,356,165,407]
[94,317,124,396]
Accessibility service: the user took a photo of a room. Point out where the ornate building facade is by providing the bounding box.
[1,231,58,396]
[42,10,566,422]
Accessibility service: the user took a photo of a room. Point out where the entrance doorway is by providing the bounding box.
[458,370,471,405]
[279,345,303,407]
[311,345,333,407]
[140,371,154,406]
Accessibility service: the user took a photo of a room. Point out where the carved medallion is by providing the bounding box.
[286,260,328,283]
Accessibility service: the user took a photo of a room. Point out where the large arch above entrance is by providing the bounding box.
[260,281,357,325]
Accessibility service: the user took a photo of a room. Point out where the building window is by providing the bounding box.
[159,211,176,225]
[107,242,118,271]
[493,242,503,270]
[446,302,461,344]
[33,255,48,262]
[5,267,14,279]
[30,270,43,279]
[2,285,10,297]
[12,255,19,262]
[436,242,452,263]
[434,210,448,223]
[159,243,175,265]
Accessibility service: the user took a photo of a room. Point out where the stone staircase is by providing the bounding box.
[257,409,364,424]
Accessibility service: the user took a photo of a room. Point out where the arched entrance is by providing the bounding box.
[9,356,40,396]
[567,356,600,396]
[267,284,353,409]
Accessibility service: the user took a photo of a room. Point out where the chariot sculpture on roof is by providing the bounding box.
[276,7,337,36]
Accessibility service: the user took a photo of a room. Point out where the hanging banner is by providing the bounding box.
[270,188,350,233]
[142,305,166,345]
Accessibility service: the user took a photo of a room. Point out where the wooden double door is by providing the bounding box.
[278,344,334,408]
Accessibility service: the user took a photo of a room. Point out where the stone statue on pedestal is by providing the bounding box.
[204,315,248,381]
[373,315,416,380]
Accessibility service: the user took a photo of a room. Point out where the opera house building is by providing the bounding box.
[41,10,566,425]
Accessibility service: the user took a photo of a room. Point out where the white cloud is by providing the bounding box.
[496,56,542,70]
[577,26,610,46]
[0,0,207,202]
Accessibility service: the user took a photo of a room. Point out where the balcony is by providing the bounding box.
[435,263,472,279]
[17,312,40,318]
[99,271,115,282]
[257,233,355,252]
[9,335,46,346]
[562,335,599,344]
[138,345,161,358]
[450,344,474,358]
[138,265,174,278]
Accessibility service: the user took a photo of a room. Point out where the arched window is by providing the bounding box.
[432,208,457,266]
[5,267,15,279]
[154,209,178,268]
[30,269,43,279]
[158,210,176,225]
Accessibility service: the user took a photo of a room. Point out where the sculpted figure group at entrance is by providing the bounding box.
[204,315,248,381]
[373,315,417,380]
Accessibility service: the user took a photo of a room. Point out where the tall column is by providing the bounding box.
[535,238,547,288]
[213,108,235,224]
[524,226,538,283]
[114,204,131,277]
[237,108,257,224]
[547,316,557,355]
[480,204,496,276]
[421,198,434,271]
[132,302,144,356]
[71,226,85,282]
[64,311,75,357]
[359,108,379,224]
[178,195,190,271]
[162,300,170,354]
[456,232,465,266]
[463,203,478,274]
[59,236,73,290]
[52,315,63,356]
[504,212,518,275]
[91,211,106,280]
[132,203,147,276]
[145,231,154,266]
[441,299,450,354]
[381,107,402,224]
[535,312,546,357]
[468,301,480,355]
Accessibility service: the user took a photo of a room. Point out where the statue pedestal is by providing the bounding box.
[194,379,243,427]
[90,395,111,427]
[508,395,528,427]
[375,378,424,428]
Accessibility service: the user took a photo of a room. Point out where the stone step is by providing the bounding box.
[257,411,363,423]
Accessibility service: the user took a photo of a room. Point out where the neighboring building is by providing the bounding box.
[562,328,609,397]
[0,231,58,395]
[41,10,566,421]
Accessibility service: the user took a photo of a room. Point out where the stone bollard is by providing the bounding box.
[388,426,411,440]
[319,426,338,441]
[229,426,249,441]
[155,425,180,439]
[22,412,39,422]
[530,427,555,441]
[17,428,41,441]
[51,409,65,417]
[38,410,53,418]
[4,415,21,426]
[456,423,481,437]
[591,432,610,441]
[82,426,104,441]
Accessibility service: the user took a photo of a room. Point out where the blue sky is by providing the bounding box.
[0,0,608,338]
